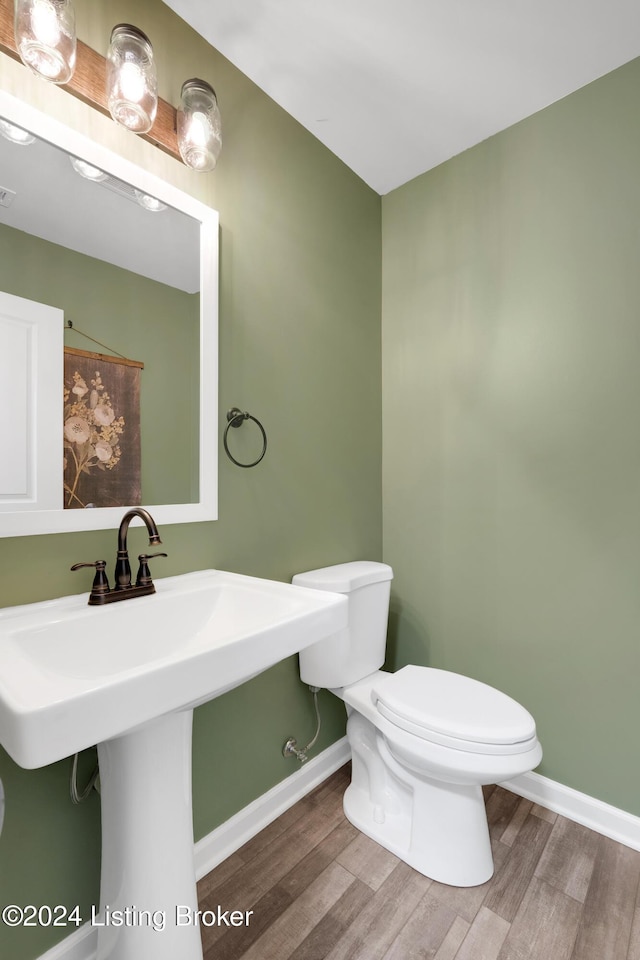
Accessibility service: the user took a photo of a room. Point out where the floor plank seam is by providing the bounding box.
[198,768,640,960]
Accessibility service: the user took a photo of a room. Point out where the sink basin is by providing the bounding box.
[0,567,347,960]
[0,569,347,769]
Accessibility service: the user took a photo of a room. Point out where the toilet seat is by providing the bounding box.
[372,665,538,757]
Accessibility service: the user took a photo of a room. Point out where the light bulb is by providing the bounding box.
[187,112,209,147]
[118,62,146,105]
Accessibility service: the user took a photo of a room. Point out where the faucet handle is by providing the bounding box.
[135,553,168,587]
[70,560,110,597]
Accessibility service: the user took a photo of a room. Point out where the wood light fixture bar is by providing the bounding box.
[0,0,180,160]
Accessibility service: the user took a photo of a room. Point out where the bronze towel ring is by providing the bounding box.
[223,407,267,468]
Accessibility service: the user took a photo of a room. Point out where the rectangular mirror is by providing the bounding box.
[0,89,218,537]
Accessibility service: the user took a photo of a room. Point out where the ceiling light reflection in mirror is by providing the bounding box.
[0,123,198,292]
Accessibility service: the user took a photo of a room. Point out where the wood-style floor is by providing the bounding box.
[196,764,640,960]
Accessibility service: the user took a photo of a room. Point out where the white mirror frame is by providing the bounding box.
[0,89,218,537]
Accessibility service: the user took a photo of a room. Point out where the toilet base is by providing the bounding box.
[345,711,494,887]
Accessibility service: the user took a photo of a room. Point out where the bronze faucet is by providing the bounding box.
[71,508,167,606]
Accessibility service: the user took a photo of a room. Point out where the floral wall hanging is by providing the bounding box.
[63,347,143,509]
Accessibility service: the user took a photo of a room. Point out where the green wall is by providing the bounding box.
[5,3,639,957]
[0,224,199,505]
[0,2,382,957]
[382,57,640,815]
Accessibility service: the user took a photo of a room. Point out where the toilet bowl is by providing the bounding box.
[293,561,542,887]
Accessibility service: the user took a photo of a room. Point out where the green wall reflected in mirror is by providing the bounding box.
[0,223,199,506]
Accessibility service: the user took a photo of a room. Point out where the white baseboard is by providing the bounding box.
[36,924,95,960]
[37,747,640,960]
[194,736,351,878]
[36,738,351,960]
[501,771,640,851]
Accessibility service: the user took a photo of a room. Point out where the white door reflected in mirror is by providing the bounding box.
[0,291,62,512]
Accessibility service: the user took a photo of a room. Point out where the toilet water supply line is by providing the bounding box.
[282,686,322,762]
[69,685,321,801]
[70,751,99,804]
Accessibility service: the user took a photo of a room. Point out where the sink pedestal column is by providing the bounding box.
[96,709,202,960]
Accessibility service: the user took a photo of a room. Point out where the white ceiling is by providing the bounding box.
[163,0,640,195]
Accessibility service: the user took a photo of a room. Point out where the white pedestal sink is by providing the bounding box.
[0,570,348,960]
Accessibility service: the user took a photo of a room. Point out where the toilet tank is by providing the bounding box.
[293,561,393,689]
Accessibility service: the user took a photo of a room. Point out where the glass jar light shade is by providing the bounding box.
[177,79,222,172]
[14,0,76,84]
[106,24,157,134]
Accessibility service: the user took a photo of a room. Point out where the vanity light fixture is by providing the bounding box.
[1,5,220,166]
[106,23,157,135]
[177,78,222,172]
[13,0,76,84]
[0,117,35,144]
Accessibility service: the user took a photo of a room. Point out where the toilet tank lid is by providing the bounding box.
[293,561,393,593]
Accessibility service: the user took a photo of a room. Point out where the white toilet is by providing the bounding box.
[293,561,542,887]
